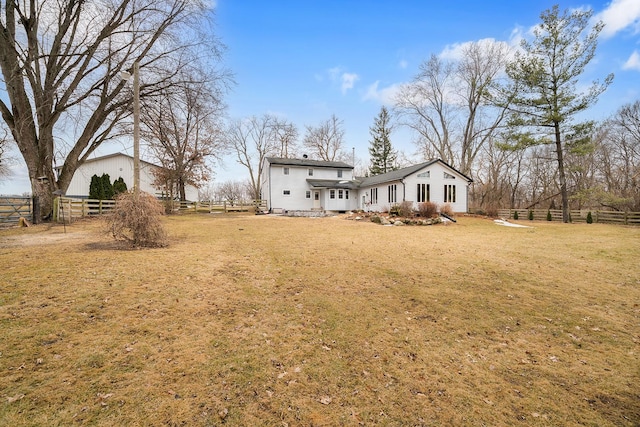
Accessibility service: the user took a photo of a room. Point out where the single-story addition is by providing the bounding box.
[61,152,198,200]
[261,157,473,213]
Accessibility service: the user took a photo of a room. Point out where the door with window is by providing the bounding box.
[313,191,321,209]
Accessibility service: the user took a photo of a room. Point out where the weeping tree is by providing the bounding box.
[0,0,221,222]
[504,5,613,223]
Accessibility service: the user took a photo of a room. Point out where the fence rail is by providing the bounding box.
[54,197,266,222]
[0,197,32,224]
[497,209,640,225]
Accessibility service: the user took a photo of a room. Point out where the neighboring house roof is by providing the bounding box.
[81,152,159,168]
[358,159,473,187]
[54,152,160,172]
[307,179,360,190]
[266,157,353,169]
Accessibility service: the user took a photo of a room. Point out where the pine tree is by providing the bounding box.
[368,106,397,175]
[101,174,114,199]
[113,177,128,195]
[89,174,105,200]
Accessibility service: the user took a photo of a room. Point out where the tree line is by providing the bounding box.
[0,3,637,223]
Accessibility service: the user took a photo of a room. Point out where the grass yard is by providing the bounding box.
[0,214,639,426]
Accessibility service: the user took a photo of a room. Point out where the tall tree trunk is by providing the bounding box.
[554,123,570,223]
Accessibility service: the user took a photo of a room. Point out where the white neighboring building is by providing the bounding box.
[62,153,198,200]
[262,157,473,213]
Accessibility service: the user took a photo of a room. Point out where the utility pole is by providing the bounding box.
[133,61,140,196]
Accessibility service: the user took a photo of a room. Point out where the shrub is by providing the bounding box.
[396,200,414,217]
[587,211,593,224]
[418,201,438,218]
[528,210,534,221]
[547,210,552,221]
[440,203,453,217]
[513,210,519,220]
[370,215,382,224]
[113,177,128,195]
[106,191,167,248]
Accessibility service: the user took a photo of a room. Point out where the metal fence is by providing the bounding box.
[0,197,32,224]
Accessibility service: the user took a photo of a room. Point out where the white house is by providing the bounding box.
[262,157,358,212]
[262,157,473,213]
[62,153,198,200]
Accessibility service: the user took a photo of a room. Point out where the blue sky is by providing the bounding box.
[1,0,640,194]
[213,0,640,181]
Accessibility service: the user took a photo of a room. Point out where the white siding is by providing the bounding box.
[402,163,469,212]
[65,154,198,200]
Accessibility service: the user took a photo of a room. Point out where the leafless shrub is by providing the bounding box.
[440,203,454,217]
[107,191,167,248]
[417,201,438,218]
[397,200,414,217]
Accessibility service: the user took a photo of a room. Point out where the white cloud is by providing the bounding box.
[398,59,408,69]
[341,72,359,94]
[594,0,640,38]
[439,37,515,61]
[623,50,640,71]
[325,67,359,94]
[363,80,403,105]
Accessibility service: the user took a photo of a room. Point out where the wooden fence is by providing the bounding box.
[55,197,266,222]
[0,197,32,224]
[497,209,640,225]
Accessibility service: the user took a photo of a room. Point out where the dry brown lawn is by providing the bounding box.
[0,214,638,426]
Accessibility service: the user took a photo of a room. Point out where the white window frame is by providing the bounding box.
[371,188,378,204]
[305,190,311,199]
[308,168,314,176]
[337,170,343,178]
[388,184,397,203]
[444,185,456,203]
[330,189,336,199]
[417,183,430,202]
[283,167,289,175]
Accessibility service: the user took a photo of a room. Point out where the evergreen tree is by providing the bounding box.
[101,174,115,199]
[113,177,128,195]
[89,174,105,200]
[368,106,397,175]
[504,6,613,223]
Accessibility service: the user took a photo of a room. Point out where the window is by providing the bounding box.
[417,171,430,178]
[305,191,311,199]
[308,168,314,176]
[338,189,344,199]
[388,184,397,203]
[345,190,349,199]
[337,170,343,178]
[444,185,456,203]
[417,183,430,202]
[283,167,289,175]
[283,190,291,196]
[330,189,336,199]
[371,188,378,204]
[444,172,456,179]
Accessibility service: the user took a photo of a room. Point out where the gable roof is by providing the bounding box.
[359,159,473,186]
[266,157,353,169]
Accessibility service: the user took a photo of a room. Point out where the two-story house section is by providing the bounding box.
[262,157,357,213]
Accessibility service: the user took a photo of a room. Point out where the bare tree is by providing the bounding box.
[141,72,226,202]
[271,117,299,158]
[0,0,220,221]
[216,180,250,204]
[303,114,346,161]
[592,102,640,210]
[0,128,11,180]
[394,41,510,176]
[225,115,279,200]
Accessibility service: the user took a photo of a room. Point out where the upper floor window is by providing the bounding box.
[308,169,314,176]
[283,167,289,175]
[337,170,343,178]
[283,190,291,196]
[444,172,456,179]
